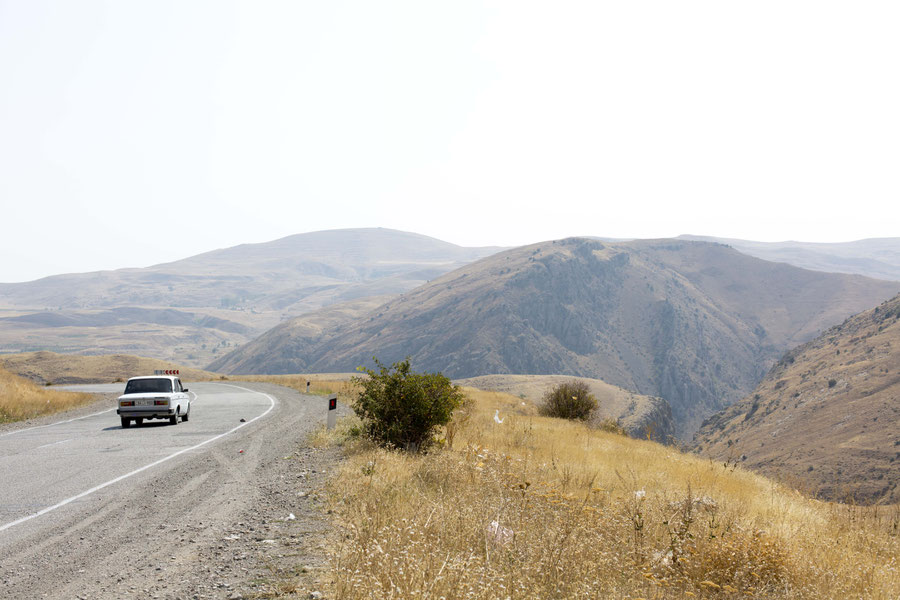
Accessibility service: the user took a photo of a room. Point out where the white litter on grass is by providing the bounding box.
[493,410,505,424]
[487,520,514,545]
[287,513,296,520]
[634,489,646,499]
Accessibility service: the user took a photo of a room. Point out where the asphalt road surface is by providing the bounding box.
[0,381,338,599]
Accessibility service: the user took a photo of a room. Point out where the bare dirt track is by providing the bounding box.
[0,382,344,599]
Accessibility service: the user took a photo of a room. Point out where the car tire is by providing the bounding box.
[170,411,178,425]
[121,417,131,428]
[182,409,189,422]
[135,418,143,426]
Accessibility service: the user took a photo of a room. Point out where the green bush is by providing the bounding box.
[539,380,597,421]
[352,358,467,452]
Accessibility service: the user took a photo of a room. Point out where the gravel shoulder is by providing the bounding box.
[0,382,347,600]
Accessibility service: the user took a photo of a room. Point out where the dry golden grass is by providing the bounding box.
[0,366,95,424]
[315,387,898,599]
[0,351,218,384]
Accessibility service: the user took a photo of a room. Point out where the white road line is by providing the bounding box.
[0,408,117,438]
[0,384,275,534]
[33,438,74,450]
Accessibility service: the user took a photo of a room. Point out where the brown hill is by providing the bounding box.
[211,238,900,438]
[693,293,900,504]
[455,374,674,441]
[0,351,219,384]
[0,229,501,365]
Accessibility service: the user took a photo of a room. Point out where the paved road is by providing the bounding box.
[0,381,334,599]
[0,382,274,538]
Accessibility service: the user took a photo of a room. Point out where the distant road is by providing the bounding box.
[0,381,330,599]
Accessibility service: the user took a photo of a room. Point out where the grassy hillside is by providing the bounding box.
[0,351,219,384]
[311,387,899,599]
[0,366,95,423]
[0,228,501,365]
[456,373,674,441]
[217,238,900,438]
[694,293,900,504]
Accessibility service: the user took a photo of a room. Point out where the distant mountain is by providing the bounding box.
[211,237,900,438]
[693,293,900,504]
[679,235,900,281]
[0,229,502,365]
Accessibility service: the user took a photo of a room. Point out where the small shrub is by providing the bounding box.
[352,358,467,452]
[539,380,597,421]
[828,379,837,388]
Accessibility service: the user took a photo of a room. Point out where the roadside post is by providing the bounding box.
[327,395,337,430]
[306,380,311,393]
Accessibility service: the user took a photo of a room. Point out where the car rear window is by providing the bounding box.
[124,378,173,394]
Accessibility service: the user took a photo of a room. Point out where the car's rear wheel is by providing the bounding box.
[135,418,143,426]
[182,408,189,422]
[170,410,178,425]
[121,417,131,428]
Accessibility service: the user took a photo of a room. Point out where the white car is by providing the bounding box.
[117,375,191,428]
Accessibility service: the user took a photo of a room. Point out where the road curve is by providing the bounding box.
[0,381,337,599]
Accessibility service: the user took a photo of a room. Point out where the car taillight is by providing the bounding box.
[120,401,134,406]
[154,400,168,405]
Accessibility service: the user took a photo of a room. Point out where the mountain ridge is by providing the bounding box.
[210,237,900,437]
[678,234,900,281]
[0,228,504,365]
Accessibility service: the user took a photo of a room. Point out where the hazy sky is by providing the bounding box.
[2,1,898,282]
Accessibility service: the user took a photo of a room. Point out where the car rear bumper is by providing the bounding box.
[118,408,176,418]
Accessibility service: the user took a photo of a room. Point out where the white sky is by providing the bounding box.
[1,1,898,283]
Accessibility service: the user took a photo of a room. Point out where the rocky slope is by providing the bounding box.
[212,238,900,438]
[694,293,900,504]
